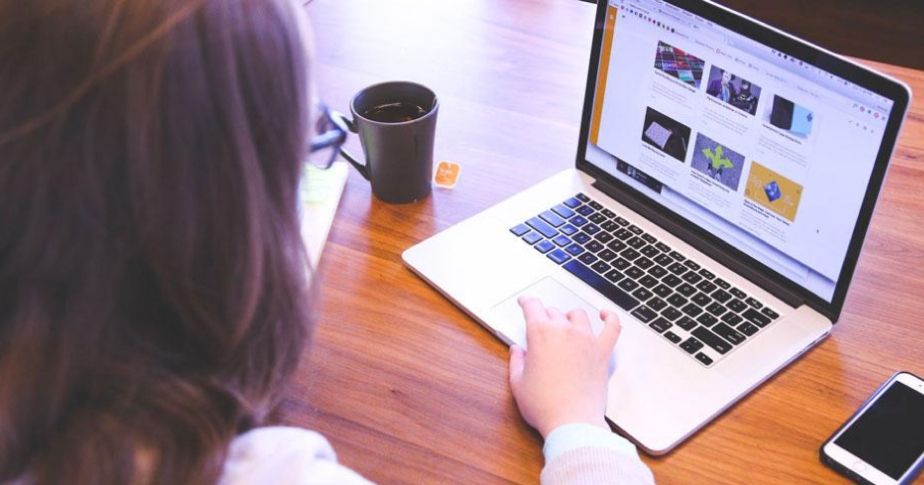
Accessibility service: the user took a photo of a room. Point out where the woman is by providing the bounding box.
[0,0,652,483]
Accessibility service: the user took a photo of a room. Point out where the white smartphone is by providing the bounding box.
[821,372,924,484]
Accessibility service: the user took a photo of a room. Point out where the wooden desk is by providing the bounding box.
[281,1,924,483]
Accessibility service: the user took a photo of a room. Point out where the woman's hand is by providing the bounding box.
[508,296,622,438]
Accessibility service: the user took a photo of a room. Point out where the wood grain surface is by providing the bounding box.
[279,1,924,483]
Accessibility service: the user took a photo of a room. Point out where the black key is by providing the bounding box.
[682,272,702,284]
[579,253,598,265]
[606,240,627,253]
[602,220,620,232]
[667,294,688,308]
[705,302,727,317]
[676,284,697,297]
[642,233,657,244]
[571,215,588,227]
[640,245,659,258]
[540,210,565,227]
[632,287,653,301]
[552,204,576,219]
[743,308,771,327]
[680,337,704,354]
[614,216,630,226]
[594,231,614,244]
[761,307,780,320]
[655,242,672,253]
[683,260,701,271]
[647,297,667,312]
[738,321,759,336]
[712,322,746,345]
[695,353,714,365]
[618,278,639,292]
[585,240,604,253]
[591,261,611,274]
[589,200,603,210]
[682,303,703,317]
[721,312,743,326]
[692,327,732,354]
[668,262,688,275]
[713,278,731,289]
[564,197,582,208]
[662,307,683,322]
[635,257,654,270]
[627,237,646,249]
[604,270,624,283]
[565,243,584,256]
[669,251,686,261]
[654,254,674,266]
[601,208,616,218]
[510,223,530,236]
[526,217,558,238]
[597,249,618,262]
[589,212,607,224]
[583,223,601,235]
[628,224,644,235]
[552,235,571,247]
[620,248,640,261]
[745,297,763,309]
[638,275,659,289]
[534,240,554,254]
[614,228,633,240]
[711,289,732,303]
[573,232,591,244]
[648,266,668,278]
[664,331,682,344]
[547,249,571,264]
[730,287,747,299]
[562,260,639,310]
[523,232,543,245]
[691,292,712,306]
[560,223,578,236]
[698,268,716,280]
[612,258,631,270]
[575,193,590,202]
[653,284,672,298]
[727,299,748,313]
[696,313,718,327]
[649,317,672,333]
[625,266,644,279]
[631,306,657,323]
[662,274,683,287]
[696,280,717,293]
[576,205,594,216]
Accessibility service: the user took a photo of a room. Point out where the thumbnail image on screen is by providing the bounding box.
[765,95,814,137]
[690,133,746,190]
[654,41,705,89]
[641,107,691,162]
[744,161,804,222]
[705,65,762,115]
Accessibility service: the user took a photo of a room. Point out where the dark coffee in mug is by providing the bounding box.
[362,102,427,123]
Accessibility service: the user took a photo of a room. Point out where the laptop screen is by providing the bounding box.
[582,0,897,303]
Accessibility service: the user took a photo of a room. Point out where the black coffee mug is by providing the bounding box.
[335,81,439,204]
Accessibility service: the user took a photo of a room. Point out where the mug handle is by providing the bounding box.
[330,111,370,180]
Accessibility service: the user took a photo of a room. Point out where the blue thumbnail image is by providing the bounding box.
[764,181,782,202]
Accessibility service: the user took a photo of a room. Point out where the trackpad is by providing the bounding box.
[491,277,604,348]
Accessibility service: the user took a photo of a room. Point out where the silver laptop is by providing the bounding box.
[403,0,911,454]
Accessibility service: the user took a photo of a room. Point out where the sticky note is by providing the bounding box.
[434,161,461,188]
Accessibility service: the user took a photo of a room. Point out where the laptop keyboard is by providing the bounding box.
[509,192,781,368]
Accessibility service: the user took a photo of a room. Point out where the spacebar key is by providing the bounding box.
[562,260,640,311]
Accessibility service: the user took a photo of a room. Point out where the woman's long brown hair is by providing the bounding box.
[0,0,312,482]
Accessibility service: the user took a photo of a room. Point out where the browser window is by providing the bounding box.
[584,0,895,301]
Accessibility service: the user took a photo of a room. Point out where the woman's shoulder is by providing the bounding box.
[220,426,373,485]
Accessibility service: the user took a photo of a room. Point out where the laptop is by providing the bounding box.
[403,0,911,454]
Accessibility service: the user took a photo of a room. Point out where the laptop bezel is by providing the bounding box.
[574,0,911,322]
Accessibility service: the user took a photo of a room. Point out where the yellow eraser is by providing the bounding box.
[434,161,461,188]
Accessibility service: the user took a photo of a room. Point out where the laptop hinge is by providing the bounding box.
[592,177,804,309]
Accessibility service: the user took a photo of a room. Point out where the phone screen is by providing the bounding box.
[834,381,924,480]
